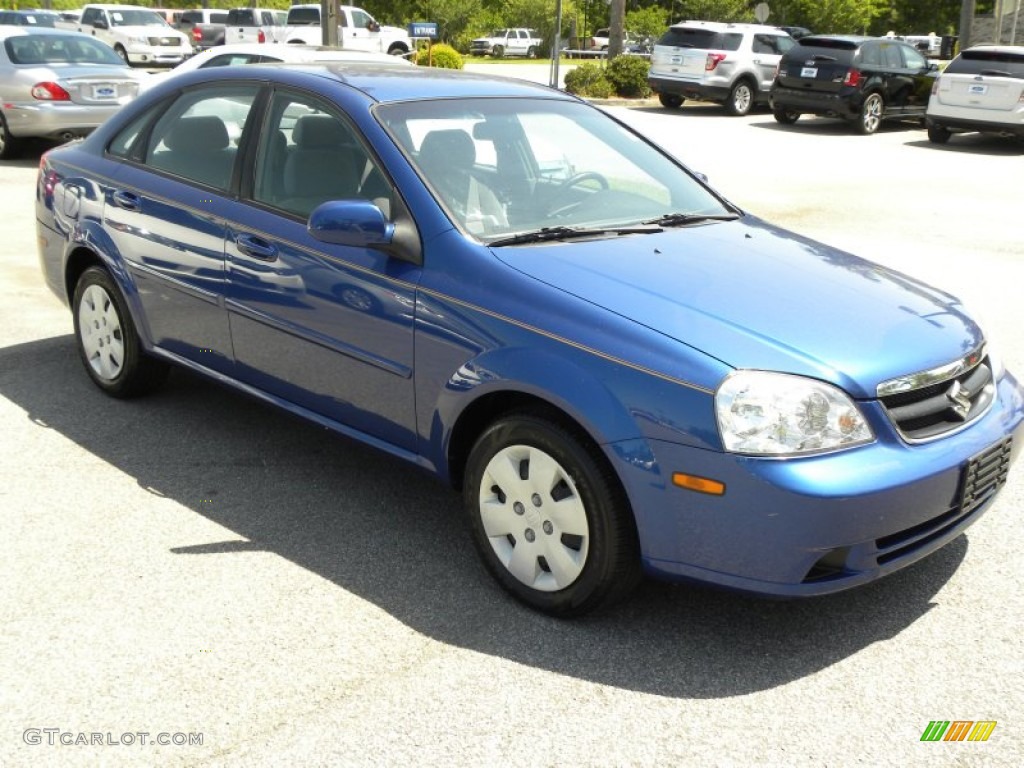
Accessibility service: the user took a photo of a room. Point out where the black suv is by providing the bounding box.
[771,36,939,134]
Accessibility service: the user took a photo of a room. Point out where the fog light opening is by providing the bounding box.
[802,547,851,582]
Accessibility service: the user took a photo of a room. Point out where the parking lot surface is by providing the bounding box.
[2,93,1022,766]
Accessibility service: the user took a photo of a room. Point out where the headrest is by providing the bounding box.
[165,116,229,151]
[293,115,347,148]
[419,129,475,171]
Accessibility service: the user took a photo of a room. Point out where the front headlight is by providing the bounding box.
[127,36,148,45]
[716,371,874,456]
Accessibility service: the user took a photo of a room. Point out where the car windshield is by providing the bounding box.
[376,97,731,242]
[5,34,126,65]
[109,10,167,27]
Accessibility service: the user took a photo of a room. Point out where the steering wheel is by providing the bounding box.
[558,171,609,193]
[547,172,610,218]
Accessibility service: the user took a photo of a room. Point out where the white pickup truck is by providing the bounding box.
[469,28,544,58]
[283,5,412,56]
[223,7,289,45]
[55,3,192,67]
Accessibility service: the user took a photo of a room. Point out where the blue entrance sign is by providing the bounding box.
[408,22,438,40]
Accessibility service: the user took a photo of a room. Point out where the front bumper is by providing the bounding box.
[125,46,189,66]
[3,102,126,141]
[614,370,1024,597]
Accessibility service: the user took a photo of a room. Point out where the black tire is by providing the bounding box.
[659,93,684,110]
[773,107,800,125]
[927,122,952,144]
[72,266,168,398]
[726,80,755,116]
[526,46,537,59]
[114,44,130,65]
[856,92,884,135]
[0,111,23,160]
[464,412,642,616]
[492,45,504,59]
[387,44,408,57]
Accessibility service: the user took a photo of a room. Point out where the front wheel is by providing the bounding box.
[927,122,952,144]
[856,93,884,135]
[72,266,168,398]
[387,44,408,57]
[492,45,504,59]
[114,44,130,65]
[726,81,754,116]
[464,413,642,616]
[659,93,684,109]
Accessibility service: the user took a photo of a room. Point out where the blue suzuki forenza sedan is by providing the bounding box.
[36,63,1023,615]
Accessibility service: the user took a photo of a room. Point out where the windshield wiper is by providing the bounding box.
[488,225,661,247]
[642,212,740,228]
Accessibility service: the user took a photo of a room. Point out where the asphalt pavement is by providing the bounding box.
[1,90,1022,767]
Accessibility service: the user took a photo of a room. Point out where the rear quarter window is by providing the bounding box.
[947,49,1024,79]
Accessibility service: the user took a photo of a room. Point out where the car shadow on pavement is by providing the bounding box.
[0,334,969,699]
[903,136,1024,156]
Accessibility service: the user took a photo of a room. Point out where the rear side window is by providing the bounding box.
[657,28,742,52]
[946,49,1024,79]
[752,34,794,55]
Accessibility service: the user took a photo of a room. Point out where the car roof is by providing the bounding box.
[960,44,1024,54]
[168,63,573,104]
[669,20,787,32]
[0,26,92,39]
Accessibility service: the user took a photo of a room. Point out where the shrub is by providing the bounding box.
[416,43,464,69]
[563,63,614,98]
[604,55,651,98]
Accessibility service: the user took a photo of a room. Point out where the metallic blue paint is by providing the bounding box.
[35,64,1024,599]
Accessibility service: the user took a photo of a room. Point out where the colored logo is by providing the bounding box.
[920,721,997,742]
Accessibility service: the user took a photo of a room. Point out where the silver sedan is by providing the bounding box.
[0,27,151,159]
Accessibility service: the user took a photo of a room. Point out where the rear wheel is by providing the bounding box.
[72,266,168,398]
[659,93,684,109]
[927,122,952,144]
[526,46,537,59]
[726,80,755,116]
[0,112,23,160]
[464,413,641,616]
[773,107,800,125]
[856,93,884,135]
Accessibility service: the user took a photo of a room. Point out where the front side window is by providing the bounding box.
[902,46,927,70]
[377,98,730,241]
[251,91,392,219]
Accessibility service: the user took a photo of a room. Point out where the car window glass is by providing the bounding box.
[880,43,902,68]
[143,85,259,190]
[252,92,392,219]
[351,10,372,28]
[200,54,260,68]
[947,49,1024,78]
[107,109,156,160]
[378,98,729,241]
[902,46,926,70]
[752,35,779,55]
[860,43,881,66]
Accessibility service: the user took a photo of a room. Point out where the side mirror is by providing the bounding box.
[928,62,940,72]
[308,199,394,248]
[367,21,380,32]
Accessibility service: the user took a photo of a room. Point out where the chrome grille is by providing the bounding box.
[878,347,995,441]
[148,37,183,47]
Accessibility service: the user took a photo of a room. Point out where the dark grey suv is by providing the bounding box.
[770,36,939,134]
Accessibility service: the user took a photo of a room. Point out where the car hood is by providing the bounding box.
[116,25,188,39]
[491,217,983,399]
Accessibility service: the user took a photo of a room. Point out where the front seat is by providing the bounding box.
[417,129,507,236]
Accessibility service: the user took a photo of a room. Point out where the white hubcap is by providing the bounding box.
[78,284,124,381]
[478,445,589,592]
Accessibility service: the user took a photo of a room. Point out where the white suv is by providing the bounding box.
[926,46,1024,143]
[648,21,794,115]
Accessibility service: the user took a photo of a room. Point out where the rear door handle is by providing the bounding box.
[235,233,278,261]
[111,190,140,211]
